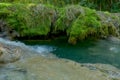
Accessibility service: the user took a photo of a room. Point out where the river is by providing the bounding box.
[0,37,120,80]
[23,37,120,68]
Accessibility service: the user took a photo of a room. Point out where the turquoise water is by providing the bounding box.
[23,38,120,68]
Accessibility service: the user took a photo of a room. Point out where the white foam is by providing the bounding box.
[0,38,27,48]
[109,47,119,53]
[31,45,56,53]
[0,38,56,57]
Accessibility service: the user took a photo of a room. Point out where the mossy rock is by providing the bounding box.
[0,3,120,44]
[0,3,56,37]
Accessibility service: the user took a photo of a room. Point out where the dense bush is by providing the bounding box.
[54,5,101,44]
[0,3,56,37]
[0,3,119,44]
[111,2,120,12]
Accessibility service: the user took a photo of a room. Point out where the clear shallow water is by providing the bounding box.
[23,38,120,68]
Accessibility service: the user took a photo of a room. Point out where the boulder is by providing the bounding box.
[2,57,119,80]
[0,43,21,63]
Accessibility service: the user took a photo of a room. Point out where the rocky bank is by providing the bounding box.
[0,38,120,80]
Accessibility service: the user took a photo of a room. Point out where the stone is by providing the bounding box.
[0,43,21,63]
[10,57,120,80]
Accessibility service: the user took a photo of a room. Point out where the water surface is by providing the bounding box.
[23,38,120,68]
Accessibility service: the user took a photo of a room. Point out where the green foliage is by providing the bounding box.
[96,11,119,38]
[0,3,119,44]
[111,2,120,12]
[79,0,97,9]
[79,0,120,12]
[0,3,11,19]
[55,5,83,31]
[0,3,55,37]
[54,5,119,44]
[68,7,101,44]
[1,0,120,12]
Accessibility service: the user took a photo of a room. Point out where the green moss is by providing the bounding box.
[55,5,84,32]
[0,3,56,37]
[67,7,101,44]
[0,3,11,18]
[0,3,119,44]
[104,11,111,16]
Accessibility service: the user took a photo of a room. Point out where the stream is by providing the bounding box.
[23,37,120,68]
[0,37,120,80]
